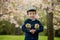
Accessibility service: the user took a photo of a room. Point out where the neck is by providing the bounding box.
[30,18,35,21]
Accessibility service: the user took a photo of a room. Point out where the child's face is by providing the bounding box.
[27,11,36,20]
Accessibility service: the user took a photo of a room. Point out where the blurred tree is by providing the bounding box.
[0,20,15,35]
[42,0,54,40]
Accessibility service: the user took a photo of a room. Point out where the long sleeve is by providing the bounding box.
[35,21,44,33]
[22,21,30,33]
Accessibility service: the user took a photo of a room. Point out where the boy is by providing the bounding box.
[22,7,44,40]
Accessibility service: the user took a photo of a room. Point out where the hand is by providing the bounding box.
[30,29,36,34]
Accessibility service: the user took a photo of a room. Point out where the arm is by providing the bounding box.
[22,21,30,33]
[35,21,44,33]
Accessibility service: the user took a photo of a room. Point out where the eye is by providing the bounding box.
[30,13,32,15]
[33,13,35,15]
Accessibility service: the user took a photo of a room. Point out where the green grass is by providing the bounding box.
[0,35,60,40]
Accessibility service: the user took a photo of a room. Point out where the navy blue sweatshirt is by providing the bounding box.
[22,19,44,40]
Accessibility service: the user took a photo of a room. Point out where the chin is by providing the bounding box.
[30,18,35,19]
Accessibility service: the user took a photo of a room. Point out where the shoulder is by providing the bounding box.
[35,19,42,24]
[35,19,40,22]
[24,19,30,23]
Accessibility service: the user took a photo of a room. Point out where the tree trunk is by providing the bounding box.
[47,12,54,40]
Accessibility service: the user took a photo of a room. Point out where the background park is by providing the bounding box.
[0,0,60,40]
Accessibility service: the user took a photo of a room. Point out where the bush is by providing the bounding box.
[0,20,15,35]
[15,27,24,35]
[55,29,60,37]
[39,29,47,36]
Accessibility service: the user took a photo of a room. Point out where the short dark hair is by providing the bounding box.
[27,9,36,14]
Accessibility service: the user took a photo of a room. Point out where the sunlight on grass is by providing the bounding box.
[0,35,60,40]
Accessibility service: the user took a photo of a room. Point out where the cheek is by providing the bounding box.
[30,15,35,18]
[28,14,36,17]
[28,15,31,17]
[29,15,33,17]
